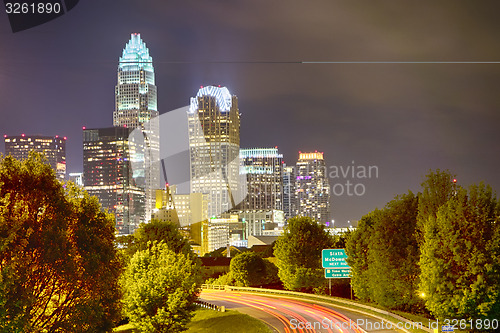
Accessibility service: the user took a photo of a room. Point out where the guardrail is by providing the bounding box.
[201,284,225,290]
[201,284,432,333]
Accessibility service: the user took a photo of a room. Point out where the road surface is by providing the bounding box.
[200,290,402,333]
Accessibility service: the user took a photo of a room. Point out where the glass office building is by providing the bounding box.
[114,33,160,223]
[4,134,66,181]
[296,152,330,223]
[188,86,241,218]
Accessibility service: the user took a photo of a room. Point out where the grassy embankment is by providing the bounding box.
[113,308,272,333]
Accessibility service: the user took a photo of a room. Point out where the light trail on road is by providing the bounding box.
[200,290,370,333]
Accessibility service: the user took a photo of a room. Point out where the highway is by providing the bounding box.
[200,290,402,333]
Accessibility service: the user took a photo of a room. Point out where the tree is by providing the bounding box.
[206,253,279,287]
[118,219,195,261]
[347,192,425,311]
[419,183,500,324]
[0,153,122,332]
[231,252,266,286]
[262,259,281,286]
[367,192,422,311]
[416,169,456,244]
[206,272,235,286]
[274,216,334,291]
[332,229,352,249]
[229,251,279,287]
[346,211,378,302]
[122,241,201,333]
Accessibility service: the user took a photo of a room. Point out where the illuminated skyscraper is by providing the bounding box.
[296,152,330,223]
[114,33,160,223]
[114,33,157,128]
[188,86,240,218]
[4,134,66,180]
[282,164,297,220]
[83,127,144,234]
[82,33,159,234]
[239,148,283,211]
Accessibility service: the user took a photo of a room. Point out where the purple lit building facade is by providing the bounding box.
[296,152,330,223]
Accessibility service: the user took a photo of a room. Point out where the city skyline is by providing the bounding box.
[1,1,500,227]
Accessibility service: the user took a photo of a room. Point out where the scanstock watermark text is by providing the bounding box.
[290,318,499,331]
[290,318,422,331]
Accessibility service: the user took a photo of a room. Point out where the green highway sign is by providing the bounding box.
[325,268,351,278]
[322,249,350,269]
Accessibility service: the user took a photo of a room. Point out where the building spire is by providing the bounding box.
[119,33,153,71]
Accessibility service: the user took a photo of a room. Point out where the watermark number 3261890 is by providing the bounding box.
[5,2,61,14]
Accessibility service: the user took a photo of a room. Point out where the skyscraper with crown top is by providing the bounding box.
[188,86,241,218]
[83,33,160,234]
[114,33,160,223]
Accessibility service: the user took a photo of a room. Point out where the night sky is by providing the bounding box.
[1,1,500,227]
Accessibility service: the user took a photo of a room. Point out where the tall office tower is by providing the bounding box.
[4,134,66,180]
[83,127,144,234]
[282,164,297,220]
[188,85,241,218]
[239,148,283,210]
[114,33,160,223]
[296,152,330,223]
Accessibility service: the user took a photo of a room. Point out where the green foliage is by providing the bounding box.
[345,211,377,302]
[262,259,281,285]
[419,183,500,323]
[119,217,202,331]
[206,254,279,287]
[122,241,201,333]
[348,168,500,324]
[119,219,195,262]
[416,169,456,244]
[206,272,235,286]
[332,230,352,249]
[274,216,334,291]
[368,192,422,311]
[231,252,266,286]
[346,193,423,311]
[229,252,280,287]
[0,152,122,332]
